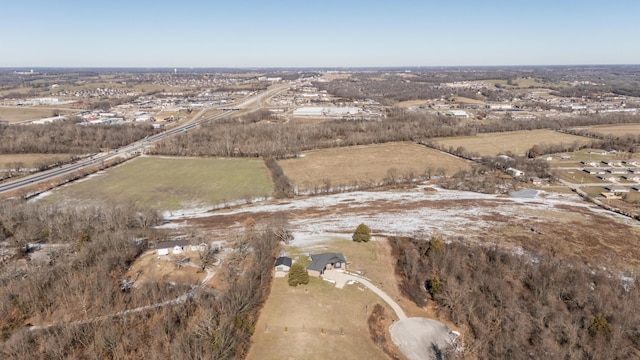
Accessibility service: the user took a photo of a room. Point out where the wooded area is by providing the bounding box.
[0,200,283,359]
[391,236,640,359]
[0,120,157,154]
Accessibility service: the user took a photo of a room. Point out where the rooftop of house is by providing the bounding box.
[155,239,190,250]
[307,253,346,272]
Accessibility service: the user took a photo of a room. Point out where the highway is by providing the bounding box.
[0,86,287,196]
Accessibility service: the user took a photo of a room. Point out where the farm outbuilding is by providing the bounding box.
[274,256,293,278]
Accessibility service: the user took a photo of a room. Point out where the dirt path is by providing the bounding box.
[29,264,216,331]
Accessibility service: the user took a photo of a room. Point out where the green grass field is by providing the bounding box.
[47,156,273,210]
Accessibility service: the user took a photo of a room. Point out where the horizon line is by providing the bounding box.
[2,64,640,71]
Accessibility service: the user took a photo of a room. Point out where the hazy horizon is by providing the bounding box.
[2,0,639,68]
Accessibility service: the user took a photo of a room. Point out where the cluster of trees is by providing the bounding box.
[264,157,294,198]
[1,200,285,359]
[0,120,157,154]
[390,236,640,359]
[0,201,161,344]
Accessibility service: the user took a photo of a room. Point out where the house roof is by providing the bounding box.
[156,239,190,250]
[275,256,292,267]
[307,253,346,272]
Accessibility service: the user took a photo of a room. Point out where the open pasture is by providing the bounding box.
[434,130,591,156]
[46,156,273,210]
[278,142,471,191]
[574,123,640,137]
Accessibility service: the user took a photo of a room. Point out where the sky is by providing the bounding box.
[1,0,639,68]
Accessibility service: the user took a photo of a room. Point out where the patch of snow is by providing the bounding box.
[155,221,188,229]
[173,185,638,248]
[29,190,53,201]
[163,197,272,220]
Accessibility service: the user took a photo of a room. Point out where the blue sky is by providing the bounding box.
[1,0,639,67]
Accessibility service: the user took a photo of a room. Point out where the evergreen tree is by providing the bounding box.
[352,223,371,242]
[288,263,309,286]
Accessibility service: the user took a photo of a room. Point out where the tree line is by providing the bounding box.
[150,109,640,159]
[0,119,157,154]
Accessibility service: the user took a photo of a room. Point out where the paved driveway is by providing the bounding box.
[323,270,406,319]
[323,270,455,359]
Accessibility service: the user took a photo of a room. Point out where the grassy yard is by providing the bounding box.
[557,170,604,184]
[47,156,273,210]
[434,130,592,157]
[247,272,390,360]
[249,236,431,360]
[279,142,472,191]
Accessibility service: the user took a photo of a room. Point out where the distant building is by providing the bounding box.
[156,240,190,256]
[445,110,471,118]
[506,167,525,177]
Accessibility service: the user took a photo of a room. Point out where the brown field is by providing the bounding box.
[434,130,592,156]
[453,96,485,104]
[279,142,472,190]
[0,106,73,123]
[396,99,431,108]
[574,123,640,137]
[0,153,73,169]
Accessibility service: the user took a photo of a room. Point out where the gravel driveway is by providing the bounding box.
[390,317,455,360]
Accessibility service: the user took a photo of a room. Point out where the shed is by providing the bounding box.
[274,256,293,278]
